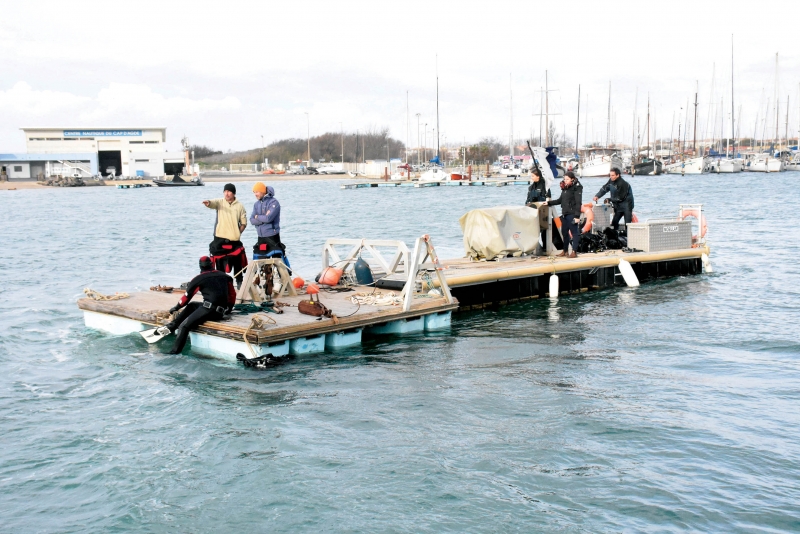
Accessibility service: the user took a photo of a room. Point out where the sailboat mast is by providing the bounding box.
[406,90,409,164]
[606,81,611,147]
[509,74,513,156]
[538,87,543,145]
[693,82,699,155]
[545,70,550,147]
[632,88,638,161]
[647,94,651,160]
[786,95,790,151]
[575,84,581,156]
[436,55,440,164]
[731,35,735,158]
[774,53,779,149]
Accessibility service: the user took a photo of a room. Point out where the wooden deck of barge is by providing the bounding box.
[78,286,457,344]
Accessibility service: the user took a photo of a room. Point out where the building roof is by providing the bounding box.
[20,127,166,131]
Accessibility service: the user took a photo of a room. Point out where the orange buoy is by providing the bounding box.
[318,266,343,286]
[292,277,305,289]
[580,203,594,234]
[306,284,319,295]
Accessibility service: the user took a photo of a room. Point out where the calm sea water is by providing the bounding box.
[1,175,799,532]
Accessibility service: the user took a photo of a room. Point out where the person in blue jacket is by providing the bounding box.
[250,182,287,261]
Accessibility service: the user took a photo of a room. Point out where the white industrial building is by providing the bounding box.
[0,127,187,180]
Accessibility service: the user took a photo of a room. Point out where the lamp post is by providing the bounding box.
[304,112,310,168]
[260,135,264,170]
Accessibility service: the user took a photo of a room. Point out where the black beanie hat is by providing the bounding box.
[223,183,236,194]
[199,256,213,271]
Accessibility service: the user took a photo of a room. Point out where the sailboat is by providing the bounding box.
[665,85,706,174]
[709,36,742,173]
[577,82,623,177]
[748,53,786,173]
[631,96,662,175]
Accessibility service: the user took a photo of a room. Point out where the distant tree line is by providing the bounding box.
[189,145,222,158]
[196,128,407,165]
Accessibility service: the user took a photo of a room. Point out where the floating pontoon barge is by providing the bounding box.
[79,207,712,361]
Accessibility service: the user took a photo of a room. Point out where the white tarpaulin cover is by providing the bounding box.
[459,206,541,260]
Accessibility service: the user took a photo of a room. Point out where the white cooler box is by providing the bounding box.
[627,219,692,252]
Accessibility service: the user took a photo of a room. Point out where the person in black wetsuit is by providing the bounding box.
[546,171,583,258]
[158,256,236,354]
[593,167,634,232]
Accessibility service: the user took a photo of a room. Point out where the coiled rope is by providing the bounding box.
[83,288,129,300]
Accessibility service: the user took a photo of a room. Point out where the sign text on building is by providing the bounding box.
[63,130,143,137]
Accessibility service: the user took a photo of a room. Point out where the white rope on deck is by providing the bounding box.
[83,288,130,300]
[349,291,402,306]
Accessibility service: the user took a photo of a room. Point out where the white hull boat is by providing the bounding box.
[746,157,783,173]
[499,162,525,177]
[418,167,449,182]
[664,156,706,175]
[577,154,623,178]
[316,163,347,175]
[707,158,742,173]
[785,156,800,172]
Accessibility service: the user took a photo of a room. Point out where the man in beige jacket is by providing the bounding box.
[203,183,248,288]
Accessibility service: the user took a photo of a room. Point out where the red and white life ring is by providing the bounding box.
[580,203,594,233]
[681,209,708,238]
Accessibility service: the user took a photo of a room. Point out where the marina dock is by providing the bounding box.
[341,179,533,189]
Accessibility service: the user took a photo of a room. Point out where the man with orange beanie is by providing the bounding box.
[250,182,287,265]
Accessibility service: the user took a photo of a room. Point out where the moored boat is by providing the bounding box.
[632,158,663,175]
[745,154,784,173]
[418,167,449,182]
[706,158,742,173]
[577,149,623,178]
[664,156,706,175]
[152,175,204,187]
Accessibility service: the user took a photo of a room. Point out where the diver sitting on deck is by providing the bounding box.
[203,183,248,288]
[546,171,583,258]
[250,182,289,268]
[158,256,236,354]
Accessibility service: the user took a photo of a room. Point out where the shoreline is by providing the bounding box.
[0,174,366,191]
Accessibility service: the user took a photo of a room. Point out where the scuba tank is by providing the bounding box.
[354,256,374,285]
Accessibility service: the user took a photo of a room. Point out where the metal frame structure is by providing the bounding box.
[401,235,454,311]
[321,236,454,312]
[322,238,409,276]
[235,258,296,304]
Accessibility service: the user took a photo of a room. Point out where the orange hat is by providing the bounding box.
[252,182,267,194]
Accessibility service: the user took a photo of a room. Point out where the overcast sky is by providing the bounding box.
[2,0,798,153]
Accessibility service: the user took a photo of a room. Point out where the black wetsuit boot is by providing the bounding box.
[166,302,221,354]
